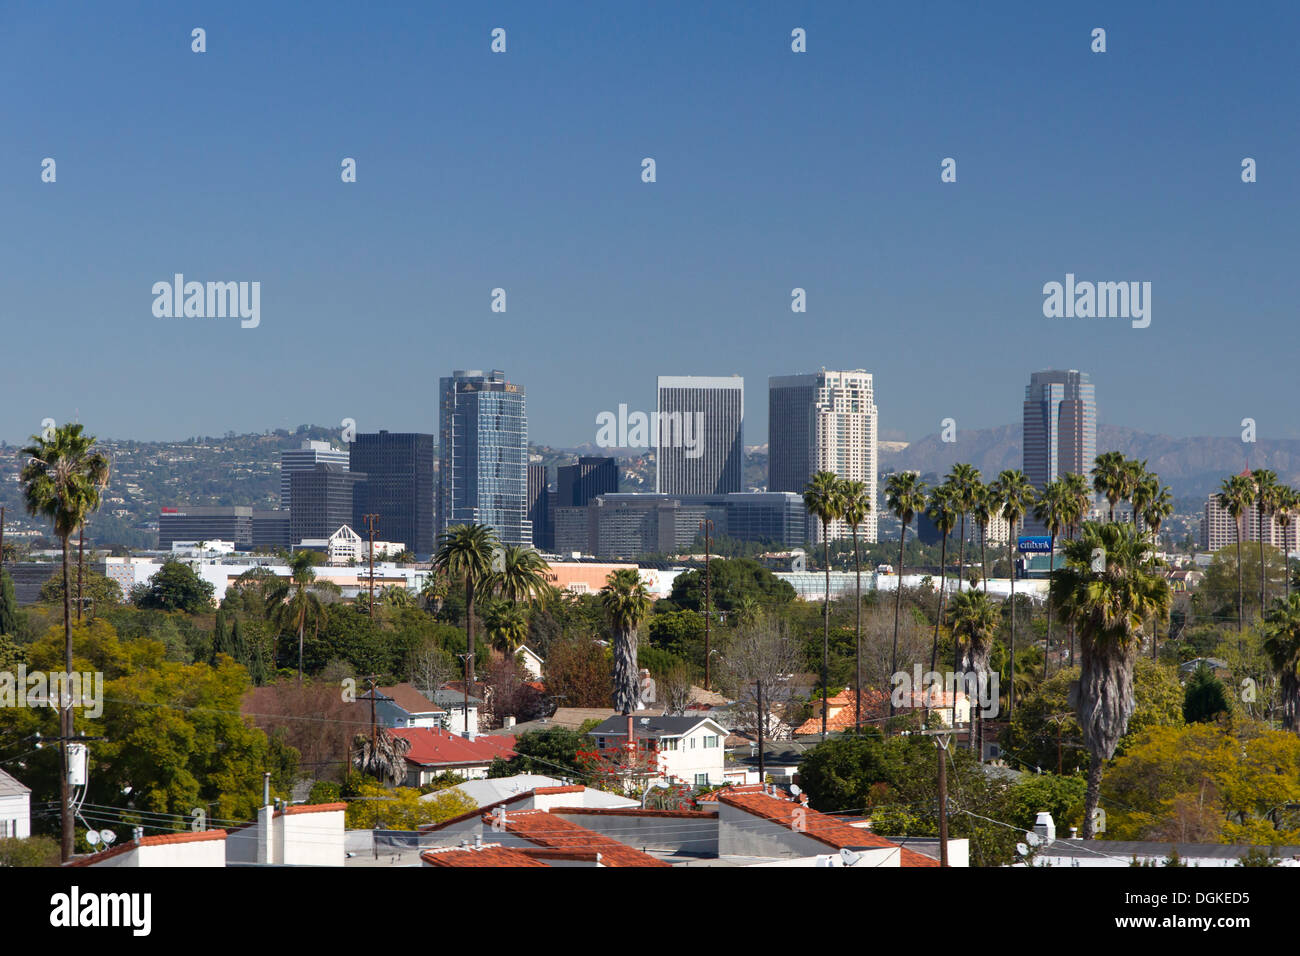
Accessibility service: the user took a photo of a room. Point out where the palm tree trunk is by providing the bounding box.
[1044,532,1055,681]
[1236,525,1244,633]
[980,528,988,594]
[957,514,967,594]
[297,617,305,682]
[1008,525,1016,721]
[77,525,85,623]
[891,522,908,718]
[466,577,477,706]
[821,519,830,741]
[931,532,948,677]
[60,533,73,863]
[1082,749,1105,839]
[854,527,862,733]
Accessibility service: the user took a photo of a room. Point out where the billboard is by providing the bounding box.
[1017,536,1053,554]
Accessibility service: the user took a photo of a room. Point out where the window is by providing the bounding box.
[597,736,606,749]
[690,737,696,749]
[663,738,678,751]
[703,735,718,748]
[695,774,709,786]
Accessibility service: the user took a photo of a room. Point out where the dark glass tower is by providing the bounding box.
[349,431,435,557]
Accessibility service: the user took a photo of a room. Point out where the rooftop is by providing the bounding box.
[389,727,516,767]
[489,808,672,867]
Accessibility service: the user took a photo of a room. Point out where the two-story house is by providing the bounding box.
[588,715,730,787]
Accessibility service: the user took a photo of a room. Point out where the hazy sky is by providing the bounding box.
[2,1,1295,449]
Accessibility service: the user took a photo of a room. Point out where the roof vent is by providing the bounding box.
[640,717,650,725]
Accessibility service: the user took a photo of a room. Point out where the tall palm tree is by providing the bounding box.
[601,567,652,714]
[1253,469,1279,614]
[1130,471,1158,538]
[804,471,846,738]
[1219,474,1256,631]
[1051,521,1171,838]
[1276,487,1300,602]
[885,471,928,717]
[351,728,412,785]
[19,423,110,863]
[483,599,530,657]
[1142,484,1174,660]
[266,550,338,680]
[1033,479,1070,680]
[970,483,993,593]
[1060,471,1092,666]
[947,463,982,595]
[989,469,1035,720]
[926,483,960,677]
[840,480,872,732]
[1091,451,1128,522]
[950,588,999,755]
[492,545,553,605]
[1122,458,1149,525]
[1262,594,1300,732]
[435,523,500,695]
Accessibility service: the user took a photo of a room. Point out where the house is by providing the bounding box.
[434,774,637,810]
[388,727,516,783]
[421,842,552,867]
[0,769,31,839]
[588,714,730,787]
[432,688,483,737]
[793,688,889,736]
[360,683,448,729]
[517,645,544,680]
[69,830,229,868]
[226,802,347,866]
[716,789,946,867]
[476,807,672,867]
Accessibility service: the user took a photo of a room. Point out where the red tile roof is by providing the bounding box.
[532,785,586,796]
[717,792,939,867]
[67,829,228,867]
[390,727,517,767]
[697,784,770,803]
[486,809,671,867]
[793,689,889,735]
[280,802,347,816]
[421,844,550,868]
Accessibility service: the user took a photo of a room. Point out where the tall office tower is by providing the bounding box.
[557,456,619,507]
[289,463,367,545]
[280,439,349,512]
[655,376,744,495]
[348,431,436,558]
[1022,369,1097,534]
[527,464,552,552]
[769,369,879,542]
[158,506,254,550]
[438,369,532,546]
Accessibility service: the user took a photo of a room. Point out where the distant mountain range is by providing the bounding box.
[881,424,1300,501]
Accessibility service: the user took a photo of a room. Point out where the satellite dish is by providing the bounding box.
[85,831,101,846]
[839,848,863,867]
[1025,832,1042,847]
[1016,842,1029,856]
[789,784,802,797]
[100,830,117,845]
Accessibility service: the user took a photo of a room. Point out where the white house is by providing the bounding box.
[588,715,730,787]
[70,830,228,868]
[0,769,31,839]
[517,646,544,680]
[360,683,448,729]
[432,689,481,737]
[226,802,347,866]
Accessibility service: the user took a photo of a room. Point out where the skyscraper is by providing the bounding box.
[290,463,367,546]
[438,369,532,546]
[350,431,436,557]
[1022,369,1097,533]
[557,456,618,507]
[527,463,552,552]
[655,375,743,495]
[769,369,879,542]
[280,439,349,512]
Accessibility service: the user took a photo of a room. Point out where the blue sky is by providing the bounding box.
[2,1,1296,448]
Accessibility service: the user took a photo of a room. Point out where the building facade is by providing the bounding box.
[280,439,349,512]
[1022,369,1097,534]
[769,369,879,543]
[349,431,435,557]
[527,463,552,552]
[438,369,532,546]
[655,375,744,495]
[158,506,254,550]
[289,463,366,546]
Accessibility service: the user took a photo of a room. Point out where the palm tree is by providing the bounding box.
[1033,479,1070,680]
[19,423,111,862]
[1052,521,1171,838]
[885,471,928,717]
[1060,471,1092,666]
[483,599,529,657]
[989,469,1035,719]
[1131,471,1158,538]
[351,728,412,785]
[804,471,846,738]
[970,483,993,592]
[379,585,415,609]
[1253,469,1279,614]
[840,480,872,732]
[435,523,500,695]
[266,550,338,680]
[1122,458,1149,525]
[1262,594,1300,732]
[926,483,960,677]
[1276,487,1300,602]
[1219,474,1255,631]
[601,567,652,714]
[1142,484,1174,660]
[1091,451,1128,522]
[950,589,999,755]
[492,545,553,605]
[947,464,982,595]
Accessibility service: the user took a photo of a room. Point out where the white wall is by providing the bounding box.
[0,793,30,839]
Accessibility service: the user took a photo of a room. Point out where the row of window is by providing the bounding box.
[595,734,720,750]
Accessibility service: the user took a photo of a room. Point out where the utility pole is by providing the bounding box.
[364,675,380,753]
[756,679,765,785]
[909,726,953,867]
[457,651,475,739]
[363,514,380,619]
[700,519,713,691]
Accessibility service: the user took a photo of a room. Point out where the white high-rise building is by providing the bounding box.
[769,369,879,543]
[1201,482,1300,554]
[281,439,349,511]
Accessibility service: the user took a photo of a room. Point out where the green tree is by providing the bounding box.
[1183,662,1230,724]
[950,588,999,754]
[601,568,652,715]
[841,479,872,732]
[1034,478,1071,680]
[1262,593,1300,732]
[491,545,552,605]
[885,471,927,715]
[1253,469,1280,612]
[1219,473,1256,631]
[39,567,123,614]
[435,524,500,705]
[1051,522,1172,837]
[483,599,529,657]
[133,560,216,613]
[989,468,1035,718]
[265,550,338,679]
[926,482,960,677]
[0,569,19,637]
[804,471,847,738]
[488,727,593,779]
[1091,451,1128,523]
[946,463,982,597]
